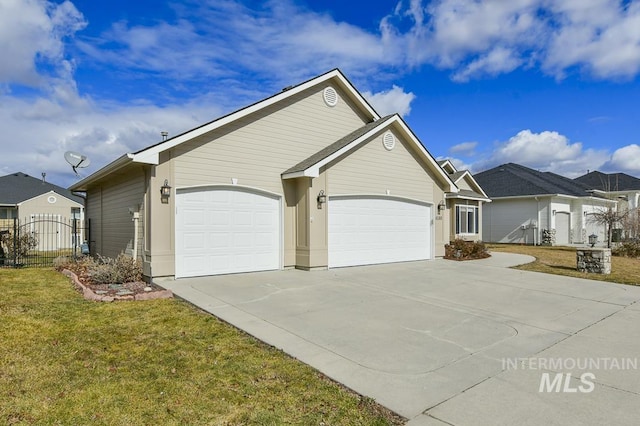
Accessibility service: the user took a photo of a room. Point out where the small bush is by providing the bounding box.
[89,253,143,284]
[0,231,38,258]
[445,239,490,261]
[56,253,142,284]
[613,241,640,258]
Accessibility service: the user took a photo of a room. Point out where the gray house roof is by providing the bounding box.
[474,163,594,198]
[575,171,640,191]
[282,115,395,175]
[0,172,84,206]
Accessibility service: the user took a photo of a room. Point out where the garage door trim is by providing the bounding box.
[175,184,283,278]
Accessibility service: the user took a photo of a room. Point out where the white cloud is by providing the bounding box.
[449,141,478,155]
[382,0,640,81]
[0,0,85,86]
[607,144,640,174]
[363,85,416,117]
[469,129,610,177]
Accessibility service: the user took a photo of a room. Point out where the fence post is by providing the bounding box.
[13,218,18,268]
[72,218,77,260]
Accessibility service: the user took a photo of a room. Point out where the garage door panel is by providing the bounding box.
[176,188,280,278]
[329,197,431,268]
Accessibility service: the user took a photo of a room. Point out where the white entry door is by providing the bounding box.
[328,196,431,268]
[176,187,280,278]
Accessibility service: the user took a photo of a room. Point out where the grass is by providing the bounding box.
[0,268,403,425]
[487,244,640,286]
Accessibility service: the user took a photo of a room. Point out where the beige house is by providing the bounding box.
[438,160,491,241]
[71,69,467,279]
[0,172,84,251]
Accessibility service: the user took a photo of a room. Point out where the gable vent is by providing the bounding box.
[323,87,338,107]
[383,132,396,151]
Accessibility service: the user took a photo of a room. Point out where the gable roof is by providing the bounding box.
[0,172,84,206]
[283,115,394,176]
[446,170,490,201]
[474,163,596,198]
[438,159,457,174]
[71,69,379,191]
[281,114,457,191]
[575,171,640,191]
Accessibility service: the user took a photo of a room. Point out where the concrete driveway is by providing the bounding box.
[156,253,640,425]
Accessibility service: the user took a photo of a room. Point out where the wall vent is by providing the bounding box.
[383,132,396,151]
[323,87,338,107]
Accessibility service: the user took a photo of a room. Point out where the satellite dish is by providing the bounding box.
[64,151,91,175]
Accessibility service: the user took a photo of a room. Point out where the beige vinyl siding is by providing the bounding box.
[456,177,473,191]
[327,130,435,202]
[173,86,368,192]
[172,85,368,268]
[18,193,82,221]
[86,168,145,258]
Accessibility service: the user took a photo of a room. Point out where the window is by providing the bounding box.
[0,208,17,219]
[456,205,479,234]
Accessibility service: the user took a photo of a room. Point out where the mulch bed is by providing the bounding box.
[61,265,172,302]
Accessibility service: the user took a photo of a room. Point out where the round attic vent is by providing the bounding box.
[383,132,396,151]
[47,195,57,204]
[323,87,338,107]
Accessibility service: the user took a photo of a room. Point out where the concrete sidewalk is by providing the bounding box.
[156,253,640,425]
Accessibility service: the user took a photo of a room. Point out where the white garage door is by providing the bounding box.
[328,196,431,268]
[176,187,280,278]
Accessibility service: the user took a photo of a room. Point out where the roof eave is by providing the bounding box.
[69,154,135,191]
[133,69,380,162]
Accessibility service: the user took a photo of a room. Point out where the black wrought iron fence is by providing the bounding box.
[0,217,90,268]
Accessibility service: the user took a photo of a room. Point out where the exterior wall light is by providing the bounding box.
[588,234,598,247]
[160,179,172,197]
[317,190,327,208]
[437,200,446,213]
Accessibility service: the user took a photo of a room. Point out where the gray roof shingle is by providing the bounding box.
[574,171,640,191]
[283,115,395,175]
[0,172,84,205]
[474,163,593,198]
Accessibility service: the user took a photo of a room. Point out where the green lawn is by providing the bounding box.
[0,268,402,425]
[487,244,640,286]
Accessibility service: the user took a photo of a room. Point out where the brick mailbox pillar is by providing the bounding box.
[576,248,611,275]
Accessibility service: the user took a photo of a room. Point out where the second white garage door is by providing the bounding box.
[328,196,432,268]
[175,187,280,278]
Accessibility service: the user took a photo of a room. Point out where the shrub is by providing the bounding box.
[445,239,490,261]
[612,241,640,258]
[56,253,142,285]
[89,253,143,284]
[0,231,38,259]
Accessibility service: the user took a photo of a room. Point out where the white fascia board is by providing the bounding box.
[133,70,380,162]
[69,154,134,191]
[392,117,458,192]
[445,192,491,202]
[583,196,617,204]
[439,159,456,173]
[453,171,490,199]
[282,115,458,192]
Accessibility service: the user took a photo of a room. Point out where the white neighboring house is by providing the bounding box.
[474,163,615,246]
[575,171,640,240]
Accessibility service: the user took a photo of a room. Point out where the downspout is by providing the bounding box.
[132,211,140,260]
[533,197,540,247]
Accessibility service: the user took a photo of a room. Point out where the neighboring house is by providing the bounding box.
[70,69,464,280]
[0,172,85,250]
[438,160,491,241]
[575,170,640,239]
[474,163,615,245]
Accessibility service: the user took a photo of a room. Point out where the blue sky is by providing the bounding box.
[2,0,640,188]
